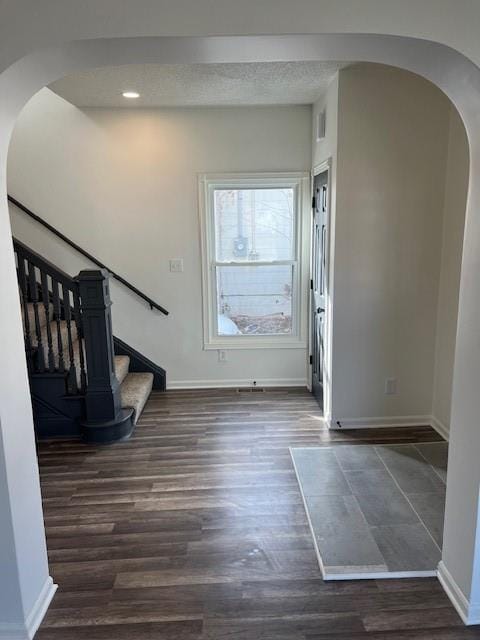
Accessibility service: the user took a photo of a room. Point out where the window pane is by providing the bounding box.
[214,188,295,262]
[216,265,293,335]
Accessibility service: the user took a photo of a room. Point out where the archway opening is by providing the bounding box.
[0,34,479,634]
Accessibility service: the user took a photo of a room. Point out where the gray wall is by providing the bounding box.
[326,64,468,428]
[432,106,469,433]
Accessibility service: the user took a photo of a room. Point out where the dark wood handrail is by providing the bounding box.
[9,195,169,315]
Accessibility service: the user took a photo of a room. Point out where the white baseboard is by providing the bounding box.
[0,576,57,640]
[429,414,450,441]
[327,413,449,440]
[327,414,432,430]
[167,378,308,390]
[438,561,480,625]
[323,569,437,580]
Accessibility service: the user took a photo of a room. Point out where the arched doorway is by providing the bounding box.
[1,34,479,634]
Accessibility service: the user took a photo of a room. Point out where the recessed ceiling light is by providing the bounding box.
[122,91,140,99]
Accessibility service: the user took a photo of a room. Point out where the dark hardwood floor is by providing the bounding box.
[35,388,480,639]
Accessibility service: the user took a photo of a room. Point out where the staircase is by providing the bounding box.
[24,295,154,424]
[13,223,167,444]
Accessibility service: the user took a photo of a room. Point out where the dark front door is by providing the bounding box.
[311,170,328,409]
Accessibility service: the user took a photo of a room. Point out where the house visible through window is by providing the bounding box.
[199,173,308,349]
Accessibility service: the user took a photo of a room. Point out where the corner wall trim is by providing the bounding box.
[327,415,432,430]
[0,576,57,639]
[438,561,480,625]
[167,378,308,390]
[429,415,450,441]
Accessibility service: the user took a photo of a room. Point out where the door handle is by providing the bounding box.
[317,307,325,314]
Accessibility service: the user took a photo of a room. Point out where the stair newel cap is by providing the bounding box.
[76,269,112,309]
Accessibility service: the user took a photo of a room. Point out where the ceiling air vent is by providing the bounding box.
[317,108,326,141]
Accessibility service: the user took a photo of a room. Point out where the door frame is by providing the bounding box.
[308,158,333,420]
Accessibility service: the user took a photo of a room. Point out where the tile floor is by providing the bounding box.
[291,442,447,579]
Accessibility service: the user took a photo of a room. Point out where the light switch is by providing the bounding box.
[169,259,184,273]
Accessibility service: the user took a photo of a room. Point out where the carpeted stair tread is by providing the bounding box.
[68,343,130,387]
[114,355,130,384]
[68,344,131,387]
[120,372,153,424]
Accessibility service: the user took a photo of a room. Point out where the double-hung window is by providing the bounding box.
[199,172,309,349]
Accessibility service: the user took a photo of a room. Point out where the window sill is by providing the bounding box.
[204,337,307,351]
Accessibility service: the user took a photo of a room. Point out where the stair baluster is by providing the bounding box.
[17,256,34,370]
[62,286,78,394]
[40,271,55,372]
[27,261,46,372]
[51,280,66,373]
[73,289,87,393]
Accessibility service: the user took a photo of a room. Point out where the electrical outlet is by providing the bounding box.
[218,350,227,362]
[385,377,397,395]
[169,259,184,273]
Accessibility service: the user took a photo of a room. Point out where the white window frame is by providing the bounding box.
[198,172,310,350]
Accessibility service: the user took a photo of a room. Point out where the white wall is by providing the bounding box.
[330,64,466,425]
[8,88,312,388]
[432,106,469,435]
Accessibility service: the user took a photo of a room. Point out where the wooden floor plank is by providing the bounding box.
[34,388,479,639]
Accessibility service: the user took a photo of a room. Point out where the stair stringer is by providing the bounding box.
[114,336,166,390]
[30,373,84,438]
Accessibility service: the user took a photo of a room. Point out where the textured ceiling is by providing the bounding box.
[49,61,347,107]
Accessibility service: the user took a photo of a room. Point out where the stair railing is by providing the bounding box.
[9,195,168,315]
[14,238,87,394]
[14,238,133,440]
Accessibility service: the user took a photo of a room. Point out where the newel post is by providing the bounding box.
[77,269,134,443]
